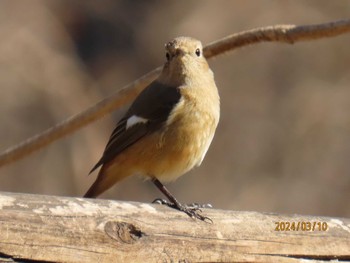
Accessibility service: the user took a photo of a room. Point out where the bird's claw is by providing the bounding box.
[152,198,213,223]
[152,198,169,205]
[186,202,213,209]
[180,205,213,223]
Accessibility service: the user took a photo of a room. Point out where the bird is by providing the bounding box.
[84,36,220,221]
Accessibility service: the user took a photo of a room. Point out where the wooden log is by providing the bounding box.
[0,191,349,262]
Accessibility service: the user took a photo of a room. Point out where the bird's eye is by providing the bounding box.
[195,48,201,57]
[166,52,170,61]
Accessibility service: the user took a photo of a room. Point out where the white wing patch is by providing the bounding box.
[126,115,148,129]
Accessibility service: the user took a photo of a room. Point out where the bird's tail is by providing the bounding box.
[83,181,100,198]
[83,164,130,198]
[84,165,110,198]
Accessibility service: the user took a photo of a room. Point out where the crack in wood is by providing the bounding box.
[254,252,350,261]
[0,241,107,255]
[0,251,55,263]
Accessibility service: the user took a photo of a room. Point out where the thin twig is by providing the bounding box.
[1,19,350,168]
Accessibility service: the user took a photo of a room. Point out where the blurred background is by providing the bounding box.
[0,0,349,217]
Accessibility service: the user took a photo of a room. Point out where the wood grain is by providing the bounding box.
[0,191,349,262]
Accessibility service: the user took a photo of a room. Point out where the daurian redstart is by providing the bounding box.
[85,37,220,221]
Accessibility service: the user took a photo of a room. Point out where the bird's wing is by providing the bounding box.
[90,81,181,173]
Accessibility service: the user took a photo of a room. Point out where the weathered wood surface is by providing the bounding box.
[0,191,349,263]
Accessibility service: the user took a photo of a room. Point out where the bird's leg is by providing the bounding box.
[151,178,212,223]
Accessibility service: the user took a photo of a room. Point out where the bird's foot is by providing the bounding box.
[152,198,213,223]
[186,202,213,209]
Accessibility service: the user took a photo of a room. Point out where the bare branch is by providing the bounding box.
[0,67,161,167]
[204,19,350,58]
[1,19,350,168]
